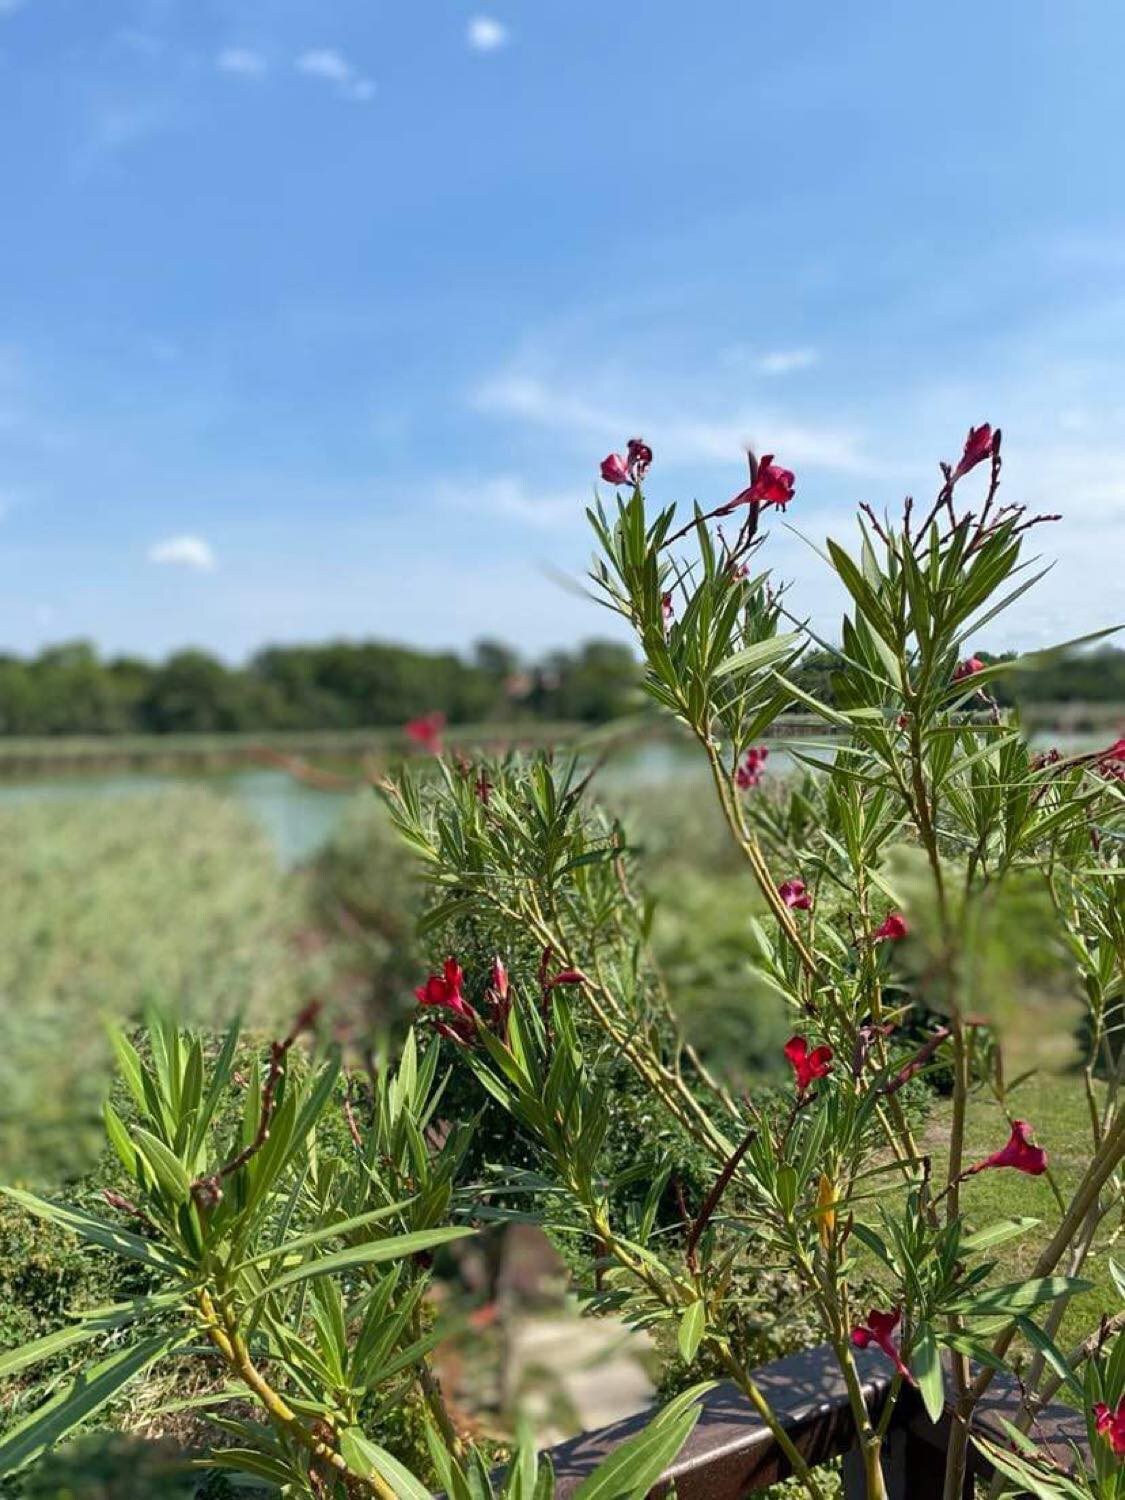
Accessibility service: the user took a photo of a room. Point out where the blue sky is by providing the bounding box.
[2,0,1125,662]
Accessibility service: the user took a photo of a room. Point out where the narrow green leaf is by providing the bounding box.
[571,1386,713,1500]
[0,1330,187,1474]
[255,1225,474,1299]
[947,1275,1090,1318]
[107,1025,148,1114]
[677,1300,706,1365]
[233,1198,413,1270]
[912,1324,944,1423]
[712,632,800,680]
[201,1449,297,1485]
[1016,1318,1082,1398]
[131,1127,193,1205]
[339,1429,432,1499]
[0,1291,183,1380]
[960,1217,1041,1253]
[0,1187,190,1274]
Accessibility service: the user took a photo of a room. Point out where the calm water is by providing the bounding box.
[0,741,714,868]
[0,729,1097,868]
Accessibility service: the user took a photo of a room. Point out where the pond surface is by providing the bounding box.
[0,740,716,868]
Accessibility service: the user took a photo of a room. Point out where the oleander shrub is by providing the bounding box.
[5,423,1125,1500]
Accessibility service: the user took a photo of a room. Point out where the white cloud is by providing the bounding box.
[756,348,821,375]
[296,48,351,83]
[148,535,216,572]
[217,47,268,77]
[296,47,374,101]
[467,16,510,52]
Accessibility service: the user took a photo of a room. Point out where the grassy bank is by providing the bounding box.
[919,1075,1115,1348]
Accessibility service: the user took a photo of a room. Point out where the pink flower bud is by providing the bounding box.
[778,878,812,911]
[735,745,770,790]
[626,437,653,479]
[952,423,996,480]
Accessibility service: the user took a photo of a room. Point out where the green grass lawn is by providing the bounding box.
[904,1073,1116,1351]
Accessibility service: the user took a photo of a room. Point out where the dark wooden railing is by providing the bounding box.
[534,1342,1086,1498]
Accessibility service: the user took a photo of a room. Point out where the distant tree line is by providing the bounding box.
[0,638,640,736]
[795,645,1125,709]
[0,638,1120,737]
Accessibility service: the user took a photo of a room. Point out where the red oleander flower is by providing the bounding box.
[1102,737,1125,763]
[735,745,770,790]
[415,957,471,1015]
[1093,1397,1125,1457]
[952,423,995,480]
[784,1034,833,1094]
[405,710,446,754]
[750,456,796,509]
[953,656,985,682]
[969,1120,1048,1177]
[415,957,476,1043]
[874,911,908,942]
[851,1308,914,1385]
[600,452,631,486]
[627,437,653,479]
[778,878,812,910]
[724,455,796,513]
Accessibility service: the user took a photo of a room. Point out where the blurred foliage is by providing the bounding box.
[0,790,327,1181]
[0,637,641,736]
[9,1434,203,1499]
[302,791,424,1034]
[2,634,1115,741]
[604,780,793,1085]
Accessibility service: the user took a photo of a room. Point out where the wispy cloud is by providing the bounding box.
[295,48,375,103]
[148,535,216,572]
[435,475,585,530]
[217,47,268,78]
[719,345,821,375]
[113,29,164,56]
[472,370,874,475]
[467,17,510,53]
[78,102,175,165]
